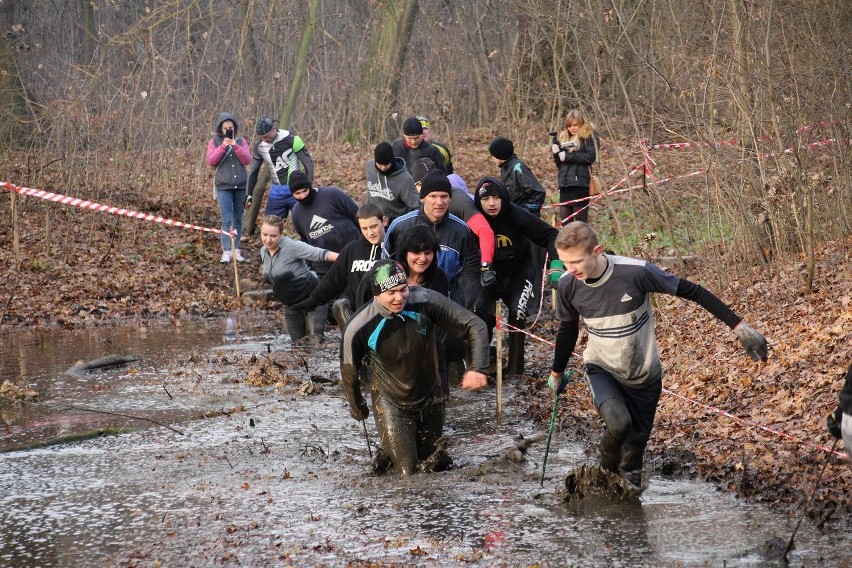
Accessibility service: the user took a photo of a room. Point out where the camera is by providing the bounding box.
[225,127,234,139]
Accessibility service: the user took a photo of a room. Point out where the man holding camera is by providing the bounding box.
[243,115,314,236]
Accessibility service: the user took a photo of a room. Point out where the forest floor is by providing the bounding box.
[1,129,850,528]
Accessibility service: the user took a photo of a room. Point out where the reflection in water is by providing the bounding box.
[0,318,845,567]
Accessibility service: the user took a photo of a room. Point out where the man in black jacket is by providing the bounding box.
[340,259,489,475]
[292,203,387,328]
[392,117,447,174]
[473,177,564,377]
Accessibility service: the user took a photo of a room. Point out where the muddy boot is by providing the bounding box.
[599,433,623,473]
[598,399,631,473]
[620,441,647,487]
[371,446,393,475]
[504,332,526,378]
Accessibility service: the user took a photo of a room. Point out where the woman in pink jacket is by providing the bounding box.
[207,112,252,263]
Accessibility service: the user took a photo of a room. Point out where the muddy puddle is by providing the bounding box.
[0,316,847,566]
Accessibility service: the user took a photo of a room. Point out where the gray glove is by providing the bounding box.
[547,371,573,395]
[733,321,768,362]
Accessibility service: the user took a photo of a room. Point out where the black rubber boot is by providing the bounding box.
[504,331,526,378]
[598,399,632,473]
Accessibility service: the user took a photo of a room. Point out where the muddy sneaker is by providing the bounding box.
[220,251,232,263]
[371,447,393,475]
[234,249,246,262]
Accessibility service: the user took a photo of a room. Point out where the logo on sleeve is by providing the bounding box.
[620,293,633,303]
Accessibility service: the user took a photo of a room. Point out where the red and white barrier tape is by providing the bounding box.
[661,387,846,458]
[3,182,227,235]
[499,319,845,459]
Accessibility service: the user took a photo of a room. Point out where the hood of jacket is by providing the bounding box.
[214,112,239,136]
[473,176,513,221]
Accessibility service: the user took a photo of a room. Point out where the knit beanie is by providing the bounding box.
[410,157,436,184]
[476,177,504,199]
[370,259,408,296]
[419,169,452,199]
[488,136,514,160]
[403,117,424,136]
[288,171,312,193]
[374,142,395,166]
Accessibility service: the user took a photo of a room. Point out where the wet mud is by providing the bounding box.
[0,316,848,567]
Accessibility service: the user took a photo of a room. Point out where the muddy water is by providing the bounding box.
[0,317,846,567]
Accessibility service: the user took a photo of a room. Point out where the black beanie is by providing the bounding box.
[374,142,395,166]
[370,259,408,296]
[419,169,452,199]
[488,136,514,160]
[476,177,504,199]
[288,171,312,193]
[410,157,436,184]
[403,117,424,136]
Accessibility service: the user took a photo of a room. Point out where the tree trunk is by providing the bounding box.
[0,0,30,143]
[281,0,321,128]
[80,0,96,66]
[355,0,419,142]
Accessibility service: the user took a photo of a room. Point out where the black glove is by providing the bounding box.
[733,321,768,362]
[480,263,498,296]
[349,394,369,421]
[291,298,318,312]
[827,407,842,439]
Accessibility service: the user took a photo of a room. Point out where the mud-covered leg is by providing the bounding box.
[373,394,419,475]
[416,402,451,471]
[598,398,631,473]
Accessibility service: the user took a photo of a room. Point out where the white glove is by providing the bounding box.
[558,151,566,161]
[551,143,561,155]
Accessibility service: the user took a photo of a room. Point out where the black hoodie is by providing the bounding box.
[474,177,559,276]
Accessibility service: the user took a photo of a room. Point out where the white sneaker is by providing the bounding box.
[234,249,246,262]
[220,251,232,263]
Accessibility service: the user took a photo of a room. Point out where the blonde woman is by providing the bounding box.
[552,110,599,224]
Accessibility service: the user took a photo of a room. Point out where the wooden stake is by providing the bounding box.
[231,231,241,298]
[11,187,20,270]
[496,302,503,424]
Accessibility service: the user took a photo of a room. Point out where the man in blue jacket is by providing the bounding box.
[383,170,480,310]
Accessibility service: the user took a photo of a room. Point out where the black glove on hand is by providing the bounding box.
[733,321,768,362]
[480,263,498,296]
[291,298,318,312]
[827,407,842,439]
[349,394,369,421]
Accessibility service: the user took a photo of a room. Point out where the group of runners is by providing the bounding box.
[208,110,851,487]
